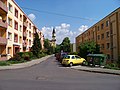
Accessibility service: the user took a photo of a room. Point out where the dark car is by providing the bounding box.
[55,52,67,63]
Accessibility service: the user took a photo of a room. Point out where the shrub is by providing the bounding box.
[39,53,46,58]
[117,56,120,68]
[27,52,33,59]
[104,63,120,70]
[17,52,33,60]
[9,54,22,61]
[22,53,30,61]
[0,61,10,66]
[7,59,26,64]
[17,52,24,57]
[69,52,78,55]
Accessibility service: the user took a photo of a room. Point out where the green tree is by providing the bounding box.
[61,37,71,53]
[31,32,41,58]
[44,39,54,54]
[44,39,50,50]
[79,41,100,59]
[55,45,61,53]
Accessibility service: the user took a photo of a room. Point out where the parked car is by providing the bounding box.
[62,55,86,67]
[55,52,67,63]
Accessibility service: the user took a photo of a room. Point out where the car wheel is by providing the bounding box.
[69,62,73,67]
[82,61,86,66]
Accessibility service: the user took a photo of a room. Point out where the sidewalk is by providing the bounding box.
[71,66,120,75]
[0,55,52,71]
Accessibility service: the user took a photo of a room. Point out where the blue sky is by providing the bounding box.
[15,0,120,44]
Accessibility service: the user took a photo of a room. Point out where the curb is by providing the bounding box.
[0,55,52,71]
[71,66,120,75]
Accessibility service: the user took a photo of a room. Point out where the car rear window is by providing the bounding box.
[64,56,70,59]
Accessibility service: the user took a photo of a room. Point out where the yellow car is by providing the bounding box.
[62,55,86,67]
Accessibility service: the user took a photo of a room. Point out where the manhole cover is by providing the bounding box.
[36,76,47,80]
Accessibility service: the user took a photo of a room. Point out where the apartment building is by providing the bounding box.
[0,0,8,60]
[36,29,44,49]
[0,0,44,60]
[76,7,120,62]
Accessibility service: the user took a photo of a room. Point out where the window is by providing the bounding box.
[101,33,104,39]
[106,31,109,38]
[106,43,110,49]
[19,25,22,32]
[106,21,109,27]
[19,36,22,44]
[8,17,12,27]
[97,35,100,40]
[27,39,28,45]
[89,32,90,35]
[97,44,100,48]
[75,56,80,59]
[15,8,18,18]
[8,32,12,40]
[8,3,12,13]
[101,23,104,29]
[7,47,11,54]
[14,21,18,30]
[98,26,99,31]
[29,23,31,29]
[107,54,110,59]
[20,14,22,21]
[72,56,75,59]
[14,34,18,43]
[29,31,31,37]
[29,40,31,45]
[101,44,104,50]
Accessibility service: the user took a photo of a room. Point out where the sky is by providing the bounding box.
[15,0,120,44]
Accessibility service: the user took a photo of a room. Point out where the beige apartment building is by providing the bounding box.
[76,7,120,62]
[0,0,44,60]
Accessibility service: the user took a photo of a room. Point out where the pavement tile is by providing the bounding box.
[71,66,120,75]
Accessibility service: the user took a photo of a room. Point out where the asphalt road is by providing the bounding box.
[0,56,120,90]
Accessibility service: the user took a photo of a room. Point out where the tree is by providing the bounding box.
[44,39,50,50]
[61,37,71,53]
[55,45,61,53]
[44,39,54,54]
[31,32,41,58]
[78,41,100,59]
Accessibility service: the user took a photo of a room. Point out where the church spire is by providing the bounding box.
[51,27,56,47]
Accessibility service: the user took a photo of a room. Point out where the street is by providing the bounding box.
[0,56,120,90]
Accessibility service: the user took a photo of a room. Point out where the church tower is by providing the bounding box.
[51,28,56,47]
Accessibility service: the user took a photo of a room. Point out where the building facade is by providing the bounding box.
[36,29,44,49]
[70,43,76,53]
[0,0,8,60]
[76,7,120,62]
[0,0,44,60]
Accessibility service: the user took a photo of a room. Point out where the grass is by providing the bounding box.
[104,63,120,70]
[0,60,28,66]
[0,61,10,66]
[0,53,48,66]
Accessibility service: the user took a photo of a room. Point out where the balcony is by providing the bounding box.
[23,22,28,28]
[0,0,8,13]
[23,41,27,47]
[0,37,7,45]
[23,31,27,37]
[0,19,7,28]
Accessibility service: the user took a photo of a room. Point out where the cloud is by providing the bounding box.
[41,23,88,44]
[28,13,36,21]
[78,25,88,34]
